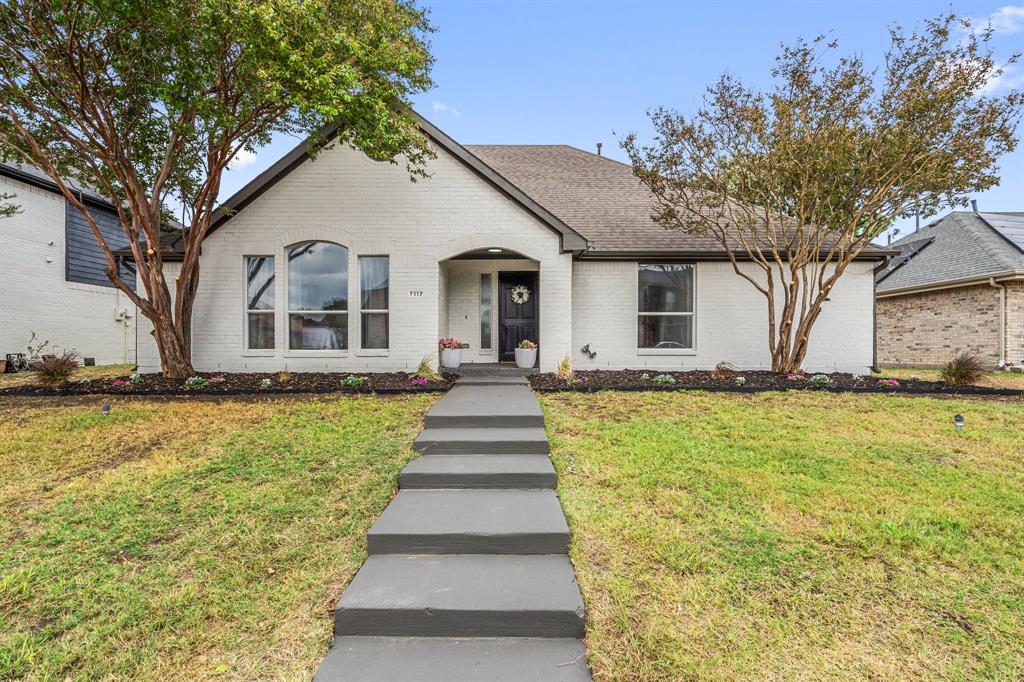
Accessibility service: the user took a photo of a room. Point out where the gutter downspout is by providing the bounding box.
[989,277,1006,368]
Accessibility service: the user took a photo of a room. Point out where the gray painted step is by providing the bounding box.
[414,427,549,454]
[425,385,544,429]
[315,637,591,681]
[456,374,529,386]
[400,454,556,489]
[334,554,585,637]
[367,489,569,554]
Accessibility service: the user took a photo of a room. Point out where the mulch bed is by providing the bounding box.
[0,371,456,397]
[528,369,1024,398]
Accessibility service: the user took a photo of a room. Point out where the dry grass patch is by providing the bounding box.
[542,391,1024,681]
[0,363,134,389]
[0,393,436,681]
[876,366,1024,389]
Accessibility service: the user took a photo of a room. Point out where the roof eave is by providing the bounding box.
[876,270,1024,297]
[577,248,897,261]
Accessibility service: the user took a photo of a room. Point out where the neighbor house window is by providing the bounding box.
[638,263,694,350]
[287,241,348,350]
[480,273,492,350]
[360,256,389,349]
[245,256,275,350]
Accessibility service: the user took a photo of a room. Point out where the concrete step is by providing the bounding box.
[456,374,530,386]
[334,554,585,637]
[425,385,544,429]
[315,637,591,681]
[414,427,549,455]
[367,489,569,554]
[400,454,556,489]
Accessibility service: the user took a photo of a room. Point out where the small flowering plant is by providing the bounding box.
[652,373,676,385]
[809,374,831,386]
[438,337,464,350]
[877,378,900,388]
[410,376,429,386]
[786,371,806,381]
[184,376,209,389]
[209,375,226,384]
[259,378,273,390]
[342,375,368,387]
[110,378,129,388]
[735,376,747,386]
[128,373,143,385]
[516,339,538,350]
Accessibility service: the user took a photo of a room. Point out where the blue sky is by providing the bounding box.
[222,0,1024,242]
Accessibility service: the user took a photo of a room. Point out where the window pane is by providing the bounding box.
[480,273,492,349]
[639,264,693,313]
[246,256,275,310]
[247,312,274,350]
[360,256,389,310]
[361,312,389,349]
[289,313,347,350]
[288,242,348,311]
[638,315,693,349]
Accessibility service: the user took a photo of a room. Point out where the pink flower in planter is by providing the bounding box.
[877,378,900,387]
[110,379,128,388]
[438,338,463,350]
[209,375,226,383]
[786,372,805,381]
[410,377,429,386]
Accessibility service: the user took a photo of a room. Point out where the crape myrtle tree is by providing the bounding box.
[0,0,434,377]
[0,192,18,218]
[622,14,1022,373]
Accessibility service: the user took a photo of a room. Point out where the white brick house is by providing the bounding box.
[1,164,137,367]
[137,113,883,374]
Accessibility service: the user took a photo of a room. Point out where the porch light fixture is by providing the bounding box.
[954,414,964,432]
[487,248,502,253]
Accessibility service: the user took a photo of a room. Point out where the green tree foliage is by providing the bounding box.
[623,15,1022,372]
[0,0,434,376]
[0,191,19,218]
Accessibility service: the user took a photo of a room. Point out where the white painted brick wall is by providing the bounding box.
[138,142,573,373]
[572,260,875,373]
[0,175,136,366]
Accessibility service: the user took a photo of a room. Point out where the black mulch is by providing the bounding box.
[0,371,456,397]
[528,369,1023,398]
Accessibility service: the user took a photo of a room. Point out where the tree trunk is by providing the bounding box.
[151,315,194,379]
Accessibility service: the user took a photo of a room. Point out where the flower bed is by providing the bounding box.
[0,371,455,397]
[528,369,1023,398]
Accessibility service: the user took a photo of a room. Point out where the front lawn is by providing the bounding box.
[543,391,1024,681]
[0,363,135,390]
[0,394,435,680]
[875,366,1024,389]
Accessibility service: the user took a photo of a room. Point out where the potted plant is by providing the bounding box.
[515,340,538,369]
[439,337,464,369]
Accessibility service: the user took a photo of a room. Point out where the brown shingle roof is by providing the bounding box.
[466,144,891,259]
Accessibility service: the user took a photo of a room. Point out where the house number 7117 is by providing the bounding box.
[409,290,424,297]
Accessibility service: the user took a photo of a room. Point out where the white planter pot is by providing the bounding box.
[514,347,537,369]
[440,348,463,369]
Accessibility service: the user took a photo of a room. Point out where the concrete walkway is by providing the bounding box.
[314,372,591,681]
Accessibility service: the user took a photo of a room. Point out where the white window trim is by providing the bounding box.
[283,242,351,357]
[242,255,276,357]
[357,255,390,355]
[635,262,697,356]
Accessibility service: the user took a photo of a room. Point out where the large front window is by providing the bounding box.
[287,241,348,350]
[359,256,389,350]
[638,263,694,350]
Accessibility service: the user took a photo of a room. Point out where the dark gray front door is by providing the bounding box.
[498,272,539,363]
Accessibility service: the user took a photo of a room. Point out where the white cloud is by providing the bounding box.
[966,5,1024,35]
[229,148,257,169]
[977,61,1024,94]
[431,101,462,117]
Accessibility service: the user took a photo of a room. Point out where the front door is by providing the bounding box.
[498,272,539,363]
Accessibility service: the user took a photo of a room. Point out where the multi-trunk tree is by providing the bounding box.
[623,15,1022,373]
[0,0,434,377]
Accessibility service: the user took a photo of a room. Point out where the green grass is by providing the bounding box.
[542,391,1024,681]
[0,394,435,681]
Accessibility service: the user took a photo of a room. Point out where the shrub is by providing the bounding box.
[414,356,442,382]
[184,376,208,389]
[711,361,738,381]
[278,371,292,383]
[940,352,986,386]
[35,350,78,386]
[555,354,573,381]
[652,373,676,385]
[342,375,368,387]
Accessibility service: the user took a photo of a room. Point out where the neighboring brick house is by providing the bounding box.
[129,111,886,374]
[0,163,137,366]
[876,211,1024,368]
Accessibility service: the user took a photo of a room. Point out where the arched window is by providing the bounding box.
[287,241,348,350]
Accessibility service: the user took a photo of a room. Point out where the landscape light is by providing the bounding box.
[954,414,964,432]
[101,402,110,416]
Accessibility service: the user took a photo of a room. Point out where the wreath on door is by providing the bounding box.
[510,284,531,305]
